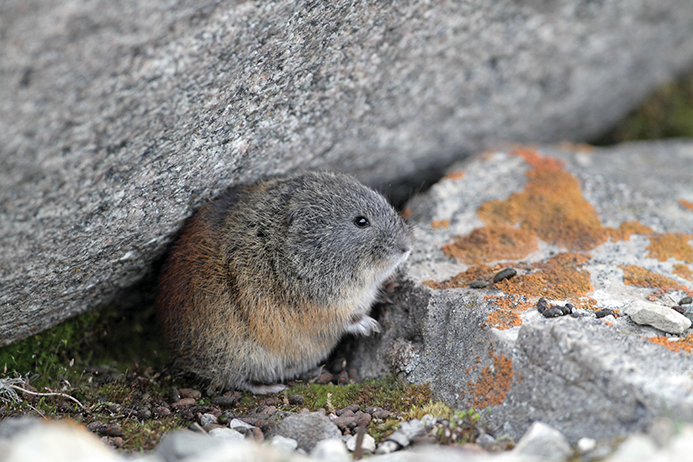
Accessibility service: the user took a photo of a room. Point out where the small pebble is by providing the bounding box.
[200,413,217,427]
[86,421,123,437]
[179,388,202,399]
[375,440,401,454]
[230,418,256,430]
[493,268,517,283]
[211,391,241,407]
[679,296,693,306]
[476,433,496,448]
[577,437,596,452]
[101,436,124,448]
[317,372,334,384]
[337,404,360,415]
[345,433,376,453]
[136,407,152,420]
[367,407,391,420]
[469,280,487,289]
[289,394,305,405]
[250,426,264,442]
[153,406,171,419]
[356,412,372,427]
[171,397,197,408]
[188,422,205,433]
[217,412,234,425]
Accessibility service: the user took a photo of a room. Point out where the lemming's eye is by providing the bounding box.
[353,216,370,228]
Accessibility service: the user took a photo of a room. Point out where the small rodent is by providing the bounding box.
[157,171,414,394]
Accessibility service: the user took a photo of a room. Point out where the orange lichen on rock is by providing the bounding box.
[444,170,466,181]
[422,264,495,289]
[621,264,693,296]
[432,219,450,229]
[495,253,596,308]
[680,199,693,211]
[607,221,655,241]
[466,348,514,408]
[442,226,537,265]
[646,233,693,263]
[485,295,534,330]
[673,263,693,281]
[487,310,522,330]
[477,149,609,251]
[441,150,677,266]
[648,333,693,353]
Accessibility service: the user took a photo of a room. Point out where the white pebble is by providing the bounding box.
[345,433,376,453]
[626,300,692,334]
[578,437,596,452]
[268,435,298,452]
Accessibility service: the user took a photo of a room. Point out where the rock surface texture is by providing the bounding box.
[349,140,693,443]
[2,0,693,344]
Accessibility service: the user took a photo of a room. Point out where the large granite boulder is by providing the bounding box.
[350,140,693,442]
[2,0,693,344]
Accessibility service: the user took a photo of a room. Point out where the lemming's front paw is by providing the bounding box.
[346,315,381,336]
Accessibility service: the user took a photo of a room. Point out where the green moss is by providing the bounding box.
[0,303,170,389]
[282,374,433,414]
[597,69,693,144]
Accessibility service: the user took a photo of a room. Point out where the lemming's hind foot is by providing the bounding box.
[346,315,381,335]
[241,381,288,395]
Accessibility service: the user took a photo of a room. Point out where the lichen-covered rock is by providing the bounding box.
[348,141,693,442]
[3,0,693,345]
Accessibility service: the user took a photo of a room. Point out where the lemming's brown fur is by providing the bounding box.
[157,172,413,394]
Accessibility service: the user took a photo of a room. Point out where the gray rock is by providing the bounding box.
[512,422,571,462]
[270,412,341,452]
[626,300,692,334]
[348,141,693,443]
[3,0,693,344]
[199,413,218,428]
[385,419,426,448]
[229,418,256,431]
